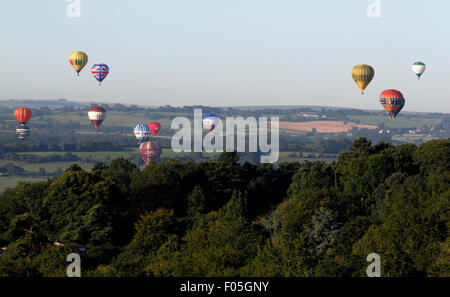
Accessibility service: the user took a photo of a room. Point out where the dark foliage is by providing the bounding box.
[0,138,448,277]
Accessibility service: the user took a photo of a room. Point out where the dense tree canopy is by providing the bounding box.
[0,138,448,277]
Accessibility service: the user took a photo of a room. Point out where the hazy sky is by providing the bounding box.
[1,0,450,112]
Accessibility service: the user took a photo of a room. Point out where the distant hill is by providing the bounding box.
[0,99,85,109]
[230,105,448,117]
[0,99,160,110]
[230,105,362,111]
[0,99,448,118]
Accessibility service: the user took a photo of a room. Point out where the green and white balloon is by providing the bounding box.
[412,62,426,80]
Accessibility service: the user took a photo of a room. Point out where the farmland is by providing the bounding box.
[346,115,443,128]
[1,101,449,192]
[43,111,177,128]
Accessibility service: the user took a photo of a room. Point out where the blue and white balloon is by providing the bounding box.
[133,124,150,143]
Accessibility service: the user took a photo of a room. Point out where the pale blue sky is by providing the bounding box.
[0,0,449,112]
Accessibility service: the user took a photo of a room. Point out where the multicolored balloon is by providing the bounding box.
[139,141,162,165]
[352,64,375,95]
[88,106,106,129]
[202,114,219,132]
[134,124,150,143]
[379,89,405,121]
[92,63,110,85]
[148,122,162,136]
[412,62,426,80]
[69,51,88,76]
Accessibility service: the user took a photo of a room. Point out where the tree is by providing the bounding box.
[0,138,448,277]
[146,192,262,277]
[111,209,180,277]
[413,140,450,175]
[186,185,207,221]
[43,166,126,246]
[307,207,341,256]
[31,245,70,277]
[353,173,449,276]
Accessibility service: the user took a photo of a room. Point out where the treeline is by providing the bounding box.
[0,141,131,156]
[2,152,81,164]
[0,138,448,277]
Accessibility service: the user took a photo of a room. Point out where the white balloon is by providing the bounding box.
[412,62,426,79]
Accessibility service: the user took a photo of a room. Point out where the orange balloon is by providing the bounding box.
[14,107,32,124]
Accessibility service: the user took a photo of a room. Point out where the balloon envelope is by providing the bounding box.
[139,141,162,165]
[134,124,150,143]
[92,63,110,85]
[202,114,219,132]
[352,64,374,94]
[14,107,32,125]
[148,122,162,136]
[88,106,106,129]
[69,51,88,75]
[412,62,426,80]
[379,89,405,120]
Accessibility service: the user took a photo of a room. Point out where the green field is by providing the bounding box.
[392,134,438,143]
[16,149,219,161]
[0,160,95,173]
[17,150,137,160]
[347,115,442,128]
[277,151,337,164]
[280,129,309,136]
[279,151,323,158]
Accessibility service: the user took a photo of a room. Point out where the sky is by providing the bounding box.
[0,0,450,112]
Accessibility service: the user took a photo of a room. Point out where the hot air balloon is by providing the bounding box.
[92,63,110,86]
[352,64,375,94]
[139,141,162,165]
[14,107,32,140]
[88,106,106,129]
[148,122,162,136]
[379,89,405,121]
[412,62,426,80]
[202,114,219,132]
[134,124,150,144]
[15,107,32,125]
[69,51,88,76]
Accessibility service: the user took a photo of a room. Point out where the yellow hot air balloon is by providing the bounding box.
[352,64,374,95]
[69,51,88,76]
